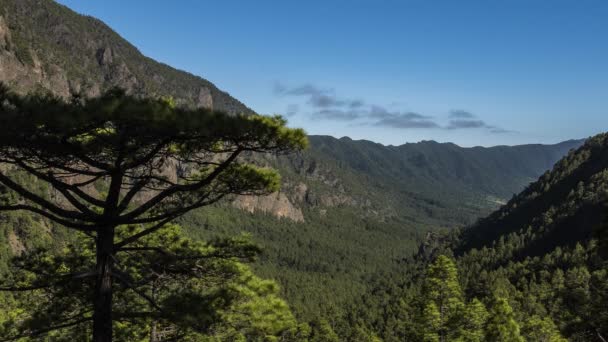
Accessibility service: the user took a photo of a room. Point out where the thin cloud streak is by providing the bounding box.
[447,119,487,129]
[449,110,476,119]
[276,83,513,134]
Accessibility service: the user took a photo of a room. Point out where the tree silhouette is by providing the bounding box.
[0,85,307,342]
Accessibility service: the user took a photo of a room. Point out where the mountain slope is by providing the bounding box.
[458,132,608,256]
[347,133,608,341]
[451,133,608,341]
[0,0,253,113]
[287,136,583,225]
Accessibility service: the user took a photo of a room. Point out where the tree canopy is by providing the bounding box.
[0,85,307,342]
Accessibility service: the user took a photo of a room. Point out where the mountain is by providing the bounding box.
[281,136,583,225]
[458,132,608,256]
[453,133,608,341]
[348,133,608,341]
[0,0,253,113]
[0,0,587,321]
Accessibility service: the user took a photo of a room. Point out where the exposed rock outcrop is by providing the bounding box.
[233,193,304,222]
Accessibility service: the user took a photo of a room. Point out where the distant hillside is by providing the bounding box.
[294,136,583,221]
[264,135,583,230]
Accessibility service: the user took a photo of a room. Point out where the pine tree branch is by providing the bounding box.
[114,216,178,249]
[0,171,95,222]
[0,271,97,292]
[13,159,103,215]
[597,330,607,342]
[0,204,97,231]
[0,317,91,341]
[118,148,242,221]
[112,270,162,312]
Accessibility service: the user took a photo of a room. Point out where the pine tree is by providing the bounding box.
[521,315,567,342]
[485,297,524,342]
[0,86,307,341]
[458,298,488,342]
[2,224,309,341]
[421,255,465,342]
[421,302,441,342]
[309,319,340,342]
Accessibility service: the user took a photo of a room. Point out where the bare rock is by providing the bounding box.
[197,87,213,109]
[7,229,26,256]
[96,47,114,66]
[293,182,308,202]
[0,16,11,50]
[233,192,304,222]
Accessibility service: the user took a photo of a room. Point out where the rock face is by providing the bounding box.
[233,193,304,222]
[197,87,213,109]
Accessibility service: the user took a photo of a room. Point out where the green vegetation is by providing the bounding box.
[342,134,608,341]
[0,0,585,330]
[1,224,309,341]
[173,134,581,320]
[0,87,306,341]
[0,0,606,340]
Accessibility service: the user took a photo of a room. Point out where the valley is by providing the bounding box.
[0,0,606,341]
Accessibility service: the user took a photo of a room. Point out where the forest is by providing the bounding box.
[0,87,606,342]
[0,0,607,341]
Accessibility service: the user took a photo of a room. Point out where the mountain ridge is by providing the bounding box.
[329,135,584,149]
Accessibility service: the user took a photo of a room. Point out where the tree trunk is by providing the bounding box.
[149,321,158,342]
[93,227,115,342]
[149,281,158,342]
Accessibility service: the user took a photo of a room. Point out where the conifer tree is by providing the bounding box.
[521,315,567,342]
[309,319,340,342]
[485,297,524,342]
[421,255,465,342]
[0,86,307,342]
[458,298,488,342]
[421,302,441,342]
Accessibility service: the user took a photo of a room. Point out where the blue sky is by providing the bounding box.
[56,0,607,147]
